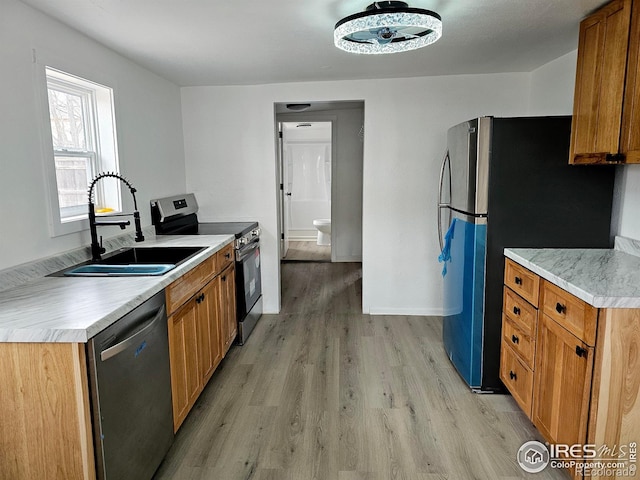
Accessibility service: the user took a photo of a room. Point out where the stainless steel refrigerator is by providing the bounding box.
[437,116,614,392]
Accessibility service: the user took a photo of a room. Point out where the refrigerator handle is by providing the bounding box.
[437,150,451,251]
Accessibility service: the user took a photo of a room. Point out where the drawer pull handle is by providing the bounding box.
[511,334,519,344]
[509,370,517,380]
[576,346,587,358]
[513,306,521,315]
[555,302,566,314]
[196,293,205,304]
[514,276,523,285]
[606,153,625,163]
[225,253,231,259]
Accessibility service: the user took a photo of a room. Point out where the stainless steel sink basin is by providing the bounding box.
[64,264,175,277]
[51,246,208,277]
[103,246,206,265]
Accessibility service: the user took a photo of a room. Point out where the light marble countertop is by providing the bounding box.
[504,248,640,309]
[0,235,234,343]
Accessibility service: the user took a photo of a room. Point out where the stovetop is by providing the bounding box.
[196,222,258,238]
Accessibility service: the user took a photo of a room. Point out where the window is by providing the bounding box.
[41,66,121,235]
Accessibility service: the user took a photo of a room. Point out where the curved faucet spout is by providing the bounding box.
[88,172,145,262]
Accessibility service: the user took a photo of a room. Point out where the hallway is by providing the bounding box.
[155,262,562,479]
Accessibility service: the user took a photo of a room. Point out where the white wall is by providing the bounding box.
[182,74,530,314]
[0,0,186,271]
[529,50,578,116]
[528,50,640,241]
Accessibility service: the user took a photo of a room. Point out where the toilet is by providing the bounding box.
[313,219,331,246]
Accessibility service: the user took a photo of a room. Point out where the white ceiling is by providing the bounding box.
[19,0,606,87]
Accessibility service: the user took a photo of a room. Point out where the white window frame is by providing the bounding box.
[35,51,122,237]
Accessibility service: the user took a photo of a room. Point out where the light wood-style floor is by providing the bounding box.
[155,263,566,480]
[283,240,331,262]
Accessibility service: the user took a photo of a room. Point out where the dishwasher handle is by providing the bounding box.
[100,305,166,362]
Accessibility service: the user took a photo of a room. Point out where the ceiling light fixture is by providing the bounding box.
[334,1,442,55]
[286,103,311,111]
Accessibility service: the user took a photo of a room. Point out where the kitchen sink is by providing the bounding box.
[51,246,208,277]
[64,264,175,277]
[102,246,206,265]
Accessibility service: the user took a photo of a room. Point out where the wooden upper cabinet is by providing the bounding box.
[621,0,640,162]
[570,0,636,164]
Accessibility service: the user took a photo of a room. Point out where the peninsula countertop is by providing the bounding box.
[0,234,234,343]
[504,248,640,309]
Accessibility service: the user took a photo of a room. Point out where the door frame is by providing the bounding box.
[275,114,338,261]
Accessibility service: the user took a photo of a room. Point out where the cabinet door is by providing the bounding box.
[533,314,594,446]
[167,299,200,432]
[620,0,640,163]
[570,0,632,164]
[220,264,237,354]
[197,280,222,386]
[500,341,534,418]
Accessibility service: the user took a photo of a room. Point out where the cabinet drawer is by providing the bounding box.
[503,287,537,336]
[541,281,597,346]
[166,256,216,315]
[504,259,540,307]
[500,342,534,418]
[502,314,535,368]
[217,243,234,273]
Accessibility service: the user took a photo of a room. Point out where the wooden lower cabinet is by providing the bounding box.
[0,343,96,480]
[532,313,594,446]
[500,341,534,417]
[198,280,223,386]
[501,257,640,480]
[167,276,227,432]
[168,298,202,431]
[166,249,236,432]
[220,264,237,354]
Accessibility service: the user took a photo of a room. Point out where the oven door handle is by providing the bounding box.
[236,241,259,262]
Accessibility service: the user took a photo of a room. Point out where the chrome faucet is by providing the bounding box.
[88,172,145,262]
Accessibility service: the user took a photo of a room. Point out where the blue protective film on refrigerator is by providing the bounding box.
[438,218,457,276]
[442,218,487,388]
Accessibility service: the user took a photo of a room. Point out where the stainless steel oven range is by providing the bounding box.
[150,193,262,344]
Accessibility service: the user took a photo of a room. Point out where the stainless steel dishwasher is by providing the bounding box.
[87,290,174,480]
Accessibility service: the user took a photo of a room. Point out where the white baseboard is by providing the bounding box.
[367,306,448,316]
[288,236,316,241]
[333,255,362,262]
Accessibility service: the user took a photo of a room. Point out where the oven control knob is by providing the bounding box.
[239,237,248,246]
[251,228,260,237]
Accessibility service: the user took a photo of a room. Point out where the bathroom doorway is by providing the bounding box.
[280,121,332,262]
[274,100,364,264]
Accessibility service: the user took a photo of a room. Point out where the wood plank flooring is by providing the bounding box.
[154,262,567,480]
[283,241,331,262]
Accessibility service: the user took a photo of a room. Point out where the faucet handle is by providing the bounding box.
[133,210,144,242]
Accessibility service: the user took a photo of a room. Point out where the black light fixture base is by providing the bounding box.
[366,1,408,11]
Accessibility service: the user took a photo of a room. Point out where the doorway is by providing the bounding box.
[280,121,332,262]
[274,100,364,262]
[274,100,365,310]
